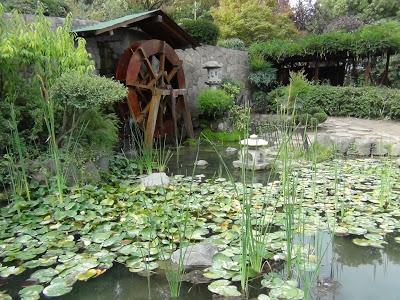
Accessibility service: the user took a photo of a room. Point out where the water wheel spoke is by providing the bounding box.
[138,47,156,79]
[127,88,141,121]
[128,82,152,91]
[166,62,181,82]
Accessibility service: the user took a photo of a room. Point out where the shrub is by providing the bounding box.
[50,71,126,108]
[294,107,328,127]
[269,84,400,120]
[197,89,233,118]
[50,71,126,152]
[220,77,243,100]
[180,19,220,45]
[217,38,246,50]
[227,105,250,134]
[252,91,269,113]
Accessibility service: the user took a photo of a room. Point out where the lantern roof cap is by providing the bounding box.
[240,134,268,147]
[202,61,223,69]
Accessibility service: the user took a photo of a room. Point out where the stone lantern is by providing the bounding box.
[233,134,273,170]
[202,61,223,89]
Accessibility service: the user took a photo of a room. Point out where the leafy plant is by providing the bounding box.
[227,105,250,134]
[180,19,220,45]
[220,78,243,100]
[50,71,126,151]
[197,88,233,118]
[0,10,94,154]
[217,38,246,50]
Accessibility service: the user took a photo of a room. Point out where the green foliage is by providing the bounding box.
[4,0,70,16]
[220,77,243,100]
[197,89,233,118]
[217,38,246,50]
[252,91,269,113]
[294,107,328,127]
[50,71,126,152]
[269,84,400,120]
[50,71,126,109]
[201,127,241,142]
[248,70,277,91]
[0,11,94,153]
[180,19,219,45]
[80,110,119,152]
[211,0,297,45]
[249,21,400,63]
[320,0,400,23]
[227,104,250,134]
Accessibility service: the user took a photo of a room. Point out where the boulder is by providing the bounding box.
[217,121,230,132]
[171,242,218,267]
[140,172,170,188]
[388,143,400,157]
[83,161,101,184]
[354,138,373,156]
[315,133,333,147]
[194,160,209,168]
[332,136,355,155]
[225,147,238,155]
[396,159,400,167]
[96,155,111,171]
[371,139,388,156]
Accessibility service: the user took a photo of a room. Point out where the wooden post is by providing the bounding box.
[144,94,161,148]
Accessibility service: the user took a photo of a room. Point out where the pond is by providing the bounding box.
[0,143,399,300]
[167,142,277,185]
[5,232,400,299]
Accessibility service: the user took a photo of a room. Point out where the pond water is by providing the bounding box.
[8,232,397,300]
[2,143,400,300]
[167,142,277,185]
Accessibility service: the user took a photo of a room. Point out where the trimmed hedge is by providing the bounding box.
[180,19,219,45]
[268,85,400,120]
[249,21,400,63]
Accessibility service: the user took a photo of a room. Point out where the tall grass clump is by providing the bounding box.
[6,102,31,202]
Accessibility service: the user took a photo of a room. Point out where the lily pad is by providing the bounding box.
[43,282,72,297]
[208,279,241,297]
[18,285,43,300]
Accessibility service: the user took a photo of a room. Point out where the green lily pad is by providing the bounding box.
[43,282,72,297]
[18,285,43,300]
[208,279,241,297]
[76,269,97,281]
[30,268,59,283]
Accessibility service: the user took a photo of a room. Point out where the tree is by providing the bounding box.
[3,0,70,16]
[211,0,297,44]
[319,0,400,23]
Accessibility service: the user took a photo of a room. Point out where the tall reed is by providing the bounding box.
[7,102,31,201]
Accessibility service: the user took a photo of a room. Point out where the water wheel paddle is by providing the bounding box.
[116,39,194,147]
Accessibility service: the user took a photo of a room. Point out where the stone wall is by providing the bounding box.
[176,45,249,119]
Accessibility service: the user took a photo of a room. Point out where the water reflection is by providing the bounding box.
[167,143,276,185]
[60,264,212,300]
[318,233,400,300]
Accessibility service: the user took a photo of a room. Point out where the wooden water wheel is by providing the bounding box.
[116,39,194,147]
